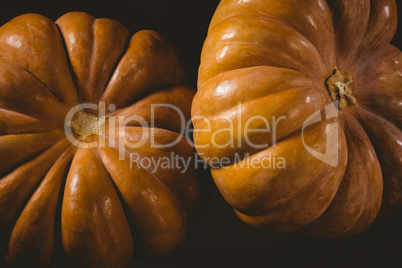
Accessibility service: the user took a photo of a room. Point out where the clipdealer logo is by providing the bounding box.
[302,102,339,167]
[63,101,340,171]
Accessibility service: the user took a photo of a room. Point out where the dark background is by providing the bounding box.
[0,1,401,267]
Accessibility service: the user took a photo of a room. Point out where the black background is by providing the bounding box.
[0,1,401,267]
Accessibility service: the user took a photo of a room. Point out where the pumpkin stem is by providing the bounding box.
[325,68,357,111]
[68,110,105,140]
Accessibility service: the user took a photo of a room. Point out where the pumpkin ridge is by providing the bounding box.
[55,12,131,105]
[0,57,66,106]
[195,86,322,121]
[351,108,402,217]
[94,145,187,257]
[353,104,401,131]
[94,20,131,105]
[210,127,301,169]
[0,108,56,135]
[96,127,202,220]
[298,113,383,238]
[0,131,65,178]
[5,145,75,267]
[352,0,398,68]
[207,13,327,73]
[0,14,80,106]
[0,108,49,125]
[0,138,70,231]
[206,0,336,72]
[99,30,186,108]
[197,65,321,96]
[54,23,84,105]
[98,126,191,182]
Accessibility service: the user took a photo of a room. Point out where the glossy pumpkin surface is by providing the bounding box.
[192,0,401,237]
[0,12,205,267]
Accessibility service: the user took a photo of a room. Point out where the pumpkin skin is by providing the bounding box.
[192,0,401,237]
[0,12,206,267]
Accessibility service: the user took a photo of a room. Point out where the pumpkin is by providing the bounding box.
[192,0,401,237]
[0,12,205,267]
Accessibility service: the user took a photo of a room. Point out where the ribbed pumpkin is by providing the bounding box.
[192,0,401,237]
[0,12,205,267]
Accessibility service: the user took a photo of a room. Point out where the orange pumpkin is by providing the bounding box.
[192,0,401,237]
[0,12,205,267]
